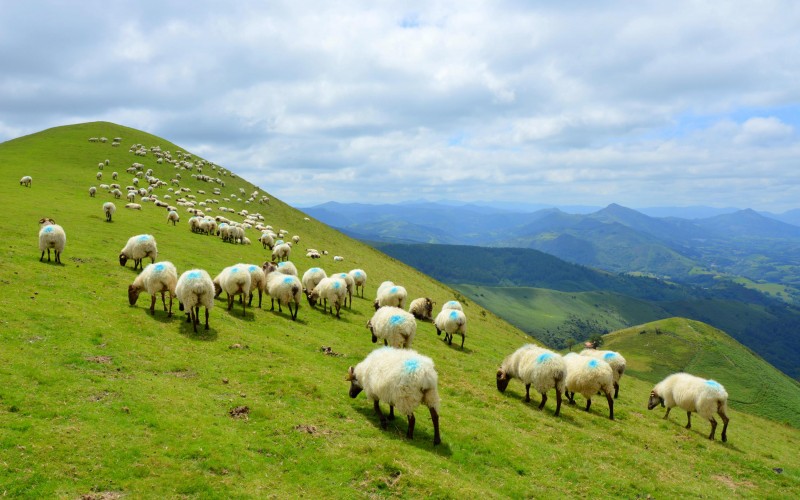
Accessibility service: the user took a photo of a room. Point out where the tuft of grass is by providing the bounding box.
[0,122,799,497]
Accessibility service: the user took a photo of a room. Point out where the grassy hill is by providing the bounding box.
[1,122,799,497]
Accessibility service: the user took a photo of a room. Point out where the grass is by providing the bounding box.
[0,122,799,497]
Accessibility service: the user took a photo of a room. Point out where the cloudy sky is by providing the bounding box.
[2,1,800,211]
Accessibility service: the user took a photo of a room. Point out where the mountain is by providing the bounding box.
[2,122,799,497]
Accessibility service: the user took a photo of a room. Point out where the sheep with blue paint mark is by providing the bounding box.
[307,276,347,318]
[119,234,157,270]
[128,261,178,316]
[331,272,355,307]
[647,373,730,441]
[373,281,408,310]
[408,297,435,321]
[213,264,251,316]
[38,217,66,264]
[580,349,627,398]
[348,269,367,297]
[367,306,416,348]
[496,345,566,416]
[103,202,116,222]
[271,242,292,262]
[441,300,463,311]
[275,260,298,276]
[434,307,467,348]
[563,353,615,420]
[243,263,267,308]
[175,269,214,333]
[264,262,302,320]
[301,267,327,304]
[346,347,441,445]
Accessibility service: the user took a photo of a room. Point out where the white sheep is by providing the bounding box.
[19,175,32,187]
[89,186,96,197]
[103,202,116,222]
[434,308,467,349]
[292,235,300,244]
[496,345,566,416]
[213,264,251,316]
[243,263,267,308]
[96,171,102,180]
[128,261,178,316]
[346,347,441,445]
[307,276,347,318]
[259,232,275,250]
[38,217,66,264]
[331,272,355,307]
[579,349,627,398]
[271,242,292,262]
[333,255,344,262]
[562,353,615,420]
[175,269,214,333]
[301,267,327,297]
[264,263,302,320]
[275,261,298,276]
[367,306,416,348]
[408,297,435,321]
[167,210,180,226]
[348,269,367,298]
[441,300,463,311]
[119,234,158,270]
[125,203,142,210]
[647,373,730,442]
[373,282,408,310]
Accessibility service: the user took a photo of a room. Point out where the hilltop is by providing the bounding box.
[0,122,798,497]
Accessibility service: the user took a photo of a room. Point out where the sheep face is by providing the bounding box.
[128,285,142,305]
[366,320,377,343]
[306,289,319,307]
[345,367,363,398]
[119,254,128,267]
[496,369,512,393]
[647,390,664,410]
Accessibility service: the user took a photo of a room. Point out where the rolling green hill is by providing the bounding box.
[1,122,799,497]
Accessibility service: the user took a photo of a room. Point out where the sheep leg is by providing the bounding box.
[291,302,298,321]
[566,391,575,404]
[258,290,262,308]
[149,295,157,315]
[40,250,45,262]
[248,293,253,307]
[168,293,173,317]
[460,333,465,349]
[430,407,441,445]
[204,306,209,330]
[335,304,340,319]
[685,411,692,429]
[614,381,620,399]
[663,407,672,420]
[374,401,388,429]
[191,306,198,333]
[524,384,531,402]
[270,298,275,311]
[160,291,168,312]
[56,250,61,264]
[242,294,247,316]
[605,391,614,420]
[406,414,415,440]
[554,389,562,417]
[389,405,395,420]
[708,416,717,440]
[585,398,592,412]
[227,293,233,311]
[719,408,729,442]
[538,392,547,410]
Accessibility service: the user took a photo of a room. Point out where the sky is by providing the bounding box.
[2,1,800,212]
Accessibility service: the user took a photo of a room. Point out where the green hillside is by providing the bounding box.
[1,122,799,497]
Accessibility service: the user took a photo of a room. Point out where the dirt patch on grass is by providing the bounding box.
[320,346,343,357]
[80,491,124,500]
[228,405,250,419]
[164,369,197,378]
[86,356,112,364]
[712,474,755,490]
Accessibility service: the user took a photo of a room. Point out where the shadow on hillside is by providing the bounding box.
[662,418,743,450]
[175,315,218,341]
[351,405,454,456]
[500,390,581,425]
[131,305,176,324]
[38,259,65,267]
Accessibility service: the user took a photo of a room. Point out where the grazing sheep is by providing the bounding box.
[580,349,627,398]
[167,210,180,225]
[38,218,66,264]
[408,297,435,321]
[213,264,251,315]
[19,175,32,187]
[125,203,142,210]
[103,202,116,222]
[128,261,178,316]
[307,277,347,318]
[333,255,344,262]
[96,171,102,180]
[331,272,355,307]
[496,345,566,416]
[441,300,463,311]
[349,269,367,298]
[373,282,408,310]
[119,234,158,270]
[275,261,298,276]
[346,347,441,445]
[175,269,214,333]
[89,186,97,197]
[259,232,275,250]
[367,306,416,348]
[301,267,327,297]
[271,242,292,262]
[563,353,614,420]
[647,373,730,442]
[292,235,300,244]
[434,307,467,348]
[244,264,267,308]
[264,263,302,320]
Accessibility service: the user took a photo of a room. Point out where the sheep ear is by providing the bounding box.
[496,368,506,380]
[345,366,356,381]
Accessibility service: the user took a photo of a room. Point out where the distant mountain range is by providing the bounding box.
[301,201,800,297]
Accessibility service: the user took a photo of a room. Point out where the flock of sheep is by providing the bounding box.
[27,136,732,447]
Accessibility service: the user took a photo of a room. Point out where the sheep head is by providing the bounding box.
[128,285,142,305]
[345,366,363,398]
[119,254,128,266]
[38,217,56,226]
[366,319,377,343]
[496,368,511,393]
[647,390,664,410]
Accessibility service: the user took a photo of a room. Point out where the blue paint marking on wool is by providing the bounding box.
[138,235,150,242]
[230,267,239,274]
[44,226,53,233]
[449,310,458,320]
[278,262,286,267]
[588,359,599,368]
[536,352,553,364]
[403,358,420,374]
[390,315,404,326]
[310,268,320,273]
[333,281,341,289]
[447,301,457,307]
[154,263,165,272]
[187,271,201,279]
[603,352,616,360]
[391,287,398,293]
[706,380,722,389]
[283,277,294,284]
[249,265,257,272]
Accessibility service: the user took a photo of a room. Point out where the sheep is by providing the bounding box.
[331,272,355,307]
[243,263,267,308]
[259,232,275,250]
[264,263,302,320]
[103,202,116,222]
[128,261,178,316]
[367,306,416,348]
[441,300,463,311]
[271,242,292,262]
[19,176,32,187]
[213,264,251,315]
[96,171,102,180]
[175,269,214,333]
[434,308,467,348]
[647,373,730,442]
[346,347,441,445]
[125,203,142,210]
[349,269,367,298]
[38,218,66,264]
[167,210,180,226]
[333,255,344,262]
[301,267,327,302]
[89,186,96,197]
[579,349,627,398]
[126,191,136,202]
[562,353,614,420]
[112,171,118,180]
[119,234,158,270]
[307,277,347,318]
[496,345,566,416]
[408,297,435,321]
[275,261,298,276]
[373,282,408,310]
